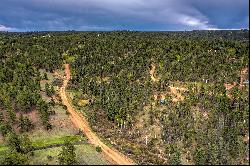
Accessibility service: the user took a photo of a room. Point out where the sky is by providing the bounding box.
[0,0,249,31]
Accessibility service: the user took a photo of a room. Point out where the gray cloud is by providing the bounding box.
[0,0,248,31]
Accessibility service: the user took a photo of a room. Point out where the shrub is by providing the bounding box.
[96,146,102,152]
[66,110,70,115]
[63,105,68,110]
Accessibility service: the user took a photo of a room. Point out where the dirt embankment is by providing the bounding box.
[59,64,135,165]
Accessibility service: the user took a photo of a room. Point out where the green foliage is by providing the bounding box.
[3,151,29,165]
[7,109,16,124]
[4,133,33,165]
[0,122,12,137]
[6,132,22,153]
[36,99,52,130]
[59,140,77,165]
[62,105,68,110]
[6,132,34,154]
[19,114,34,132]
[0,30,248,165]
[194,146,206,165]
[43,72,48,80]
[0,112,4,122]
[19,134,34,154]
[32,135,83,149]
[168,148,181,165]
[165,144,181,165]
[45,83,55,97]
[96,146,102,153]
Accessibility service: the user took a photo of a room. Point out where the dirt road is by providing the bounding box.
[59,64,135,165]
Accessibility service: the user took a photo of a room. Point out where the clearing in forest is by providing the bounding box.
[150,63,187,102]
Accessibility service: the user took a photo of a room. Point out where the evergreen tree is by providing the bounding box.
[43,72,48,80]
[6,132,22,153]
[3,151,29,165]
[19,114,34,132]
[194,146,206,165]
[59,140,77,165]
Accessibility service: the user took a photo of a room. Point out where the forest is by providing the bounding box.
[0,30,249,165]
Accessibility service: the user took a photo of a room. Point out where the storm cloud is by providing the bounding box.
[0,0,248,31]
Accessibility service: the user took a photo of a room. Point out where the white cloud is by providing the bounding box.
[178,15,214,29]
[0,0,248,31]
[0,24,16,31]
[207,28,243,30]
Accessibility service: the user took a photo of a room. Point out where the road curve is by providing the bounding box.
[59,64,135,165]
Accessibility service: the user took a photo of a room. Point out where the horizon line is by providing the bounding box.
[1,28,249,33]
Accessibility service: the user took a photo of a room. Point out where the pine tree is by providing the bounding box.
[43,72,48,80]
[59,140,77,165]
[3,151,29,165]
[194,146,206,165]
[7,109,16,124]
[6,132,22,153]
[19,134,34,154]
[0,121,12,137]
[45,83,51,96]
[19,114,34,132]
[0,112,4,123]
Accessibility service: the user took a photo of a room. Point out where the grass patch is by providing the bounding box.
[32,135,85,149]
[0,135,85,154]
[29,105,79,142]
[29,144,110,165]
[0,144,8,152]
[77,99,89,107]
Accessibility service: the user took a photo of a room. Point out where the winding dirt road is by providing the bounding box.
[59,64,135,165]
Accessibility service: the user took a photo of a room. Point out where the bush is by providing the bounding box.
[59,140,77,165]
[43,73,48,80]
[96,146,102,152]
[47,155,53,161]
[3,151,29,165]
[66,110,70,115]
[52,78,63,87]
[63,105,68,110]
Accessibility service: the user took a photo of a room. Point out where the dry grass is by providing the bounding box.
[29,144,110,165]
[78,99,90,107]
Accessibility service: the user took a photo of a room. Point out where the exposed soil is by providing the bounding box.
[150,63,159,82]
[53,71,64,79]
[224,82,237,90]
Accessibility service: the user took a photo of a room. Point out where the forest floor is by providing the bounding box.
[29,144,110,165]
[59,64,135,165]
[150,63,187,102]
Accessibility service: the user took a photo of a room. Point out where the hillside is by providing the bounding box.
[0,30,249,165]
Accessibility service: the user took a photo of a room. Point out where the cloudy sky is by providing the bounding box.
[0,0,249,31]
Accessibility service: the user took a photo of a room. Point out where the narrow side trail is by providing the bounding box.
[59,64,135,165]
